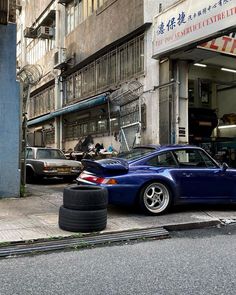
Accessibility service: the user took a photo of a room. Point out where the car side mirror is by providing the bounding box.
[221,162,229,171]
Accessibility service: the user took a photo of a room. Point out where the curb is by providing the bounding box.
[0,227,169,258]
[164,220,221,231]
[0,219,222,258]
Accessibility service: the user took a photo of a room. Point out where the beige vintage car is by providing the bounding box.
[26,147,82,183]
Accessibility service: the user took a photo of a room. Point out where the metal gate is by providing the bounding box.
[109,81,143,152]
[159,81,178,145]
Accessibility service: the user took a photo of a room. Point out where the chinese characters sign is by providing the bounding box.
[153,0,236,57]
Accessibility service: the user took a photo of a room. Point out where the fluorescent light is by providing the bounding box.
[218,125,236,129]
[221,67,236,73]
[194,63,207,67]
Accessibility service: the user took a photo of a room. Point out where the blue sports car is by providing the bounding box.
[76,145,236,215]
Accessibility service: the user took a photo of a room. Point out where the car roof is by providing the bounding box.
[133,144,160,150]
[158,144,202,151]
[127,144,204,164]
[133,144,201,152]
[27,147,59,149]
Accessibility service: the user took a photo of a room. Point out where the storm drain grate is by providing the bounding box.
[0,227,169,258]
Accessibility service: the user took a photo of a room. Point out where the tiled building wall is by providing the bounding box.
[0,24,20,197]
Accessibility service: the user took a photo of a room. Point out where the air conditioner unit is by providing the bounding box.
[24,27,37,38]
[37,26,54,39]
[54,48,67,69]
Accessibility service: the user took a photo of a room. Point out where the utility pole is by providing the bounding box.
[17,65,43,195]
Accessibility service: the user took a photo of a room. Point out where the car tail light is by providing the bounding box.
[43,163,57,172]
[79,172,117,185]
[43,166,55,171]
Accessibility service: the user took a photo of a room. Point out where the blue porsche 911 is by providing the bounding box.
[76,145,236,215]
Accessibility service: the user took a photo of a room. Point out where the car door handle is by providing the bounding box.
[182,172,193,177]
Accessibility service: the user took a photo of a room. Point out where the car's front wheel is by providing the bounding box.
[139,182,172,215]
[26,167,35,184]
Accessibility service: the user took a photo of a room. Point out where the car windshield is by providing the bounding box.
[118,147,156,161]
[36,149,66,160]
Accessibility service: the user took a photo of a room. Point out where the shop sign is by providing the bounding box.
[198,34,236,56]
[153,0,236,57]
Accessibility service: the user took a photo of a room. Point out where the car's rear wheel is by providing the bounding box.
[139,182,172,215]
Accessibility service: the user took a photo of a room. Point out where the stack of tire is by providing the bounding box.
[59,185,108,232]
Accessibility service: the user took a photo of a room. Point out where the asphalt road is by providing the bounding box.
[1,225,236,295]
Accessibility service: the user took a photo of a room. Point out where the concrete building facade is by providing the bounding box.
[17,0,175,154]
[17,0,236,166]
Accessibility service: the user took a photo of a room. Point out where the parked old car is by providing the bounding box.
[77,145,236,215]
[26,147,82,183]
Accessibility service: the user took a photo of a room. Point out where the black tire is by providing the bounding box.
[58,206,107,232]
[63,185,108,210]
[139,182,172,215]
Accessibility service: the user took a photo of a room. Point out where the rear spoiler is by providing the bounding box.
[81,158,129,175]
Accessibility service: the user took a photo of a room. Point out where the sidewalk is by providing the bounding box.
[0,184,236,244]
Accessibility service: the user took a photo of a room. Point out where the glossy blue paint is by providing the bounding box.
[78,145,236,209]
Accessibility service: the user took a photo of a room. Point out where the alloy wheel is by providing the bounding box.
[143,182,170,214]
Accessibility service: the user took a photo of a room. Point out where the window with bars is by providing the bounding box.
[66,0,83,34]
[65,76,74,103]
[29,86,55,119]
[81,63,96,96]
[75,73,82,100]
[64,34,144,105]
[44,128,55,145]
[26,38,55,65]
[63,112,120,140]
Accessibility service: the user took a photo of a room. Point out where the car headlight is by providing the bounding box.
[43,163,57,172]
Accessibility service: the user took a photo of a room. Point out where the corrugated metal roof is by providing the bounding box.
[0,0,9,25]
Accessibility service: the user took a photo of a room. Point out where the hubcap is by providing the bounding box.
[143,183,170,213]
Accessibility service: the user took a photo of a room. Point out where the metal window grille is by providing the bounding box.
[44,128,55,144]
[29,85,55,119]
[63,112,120,140]
[64,34,144,105]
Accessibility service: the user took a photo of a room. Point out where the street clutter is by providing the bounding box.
[64,135,118,162]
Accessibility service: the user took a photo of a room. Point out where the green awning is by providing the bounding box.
[28,94,108,126]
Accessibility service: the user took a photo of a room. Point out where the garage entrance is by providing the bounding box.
[169,31,236,166]
[152,0,236,166]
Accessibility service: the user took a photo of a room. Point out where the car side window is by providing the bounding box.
[146,152,177,167]
[173,149,216,168]
[199,150,218,168]
[26,149,33,159]
[173,149,201,167]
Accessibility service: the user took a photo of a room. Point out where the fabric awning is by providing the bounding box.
[28,93,108,126]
